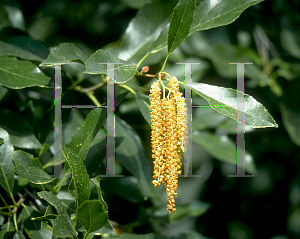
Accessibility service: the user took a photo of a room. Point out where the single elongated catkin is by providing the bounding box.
[150,76,188,214]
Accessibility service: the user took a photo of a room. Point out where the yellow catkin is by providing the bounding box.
[150,76,188,214]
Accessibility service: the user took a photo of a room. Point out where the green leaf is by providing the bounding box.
[0,225,15,239]
[135,92,151,125]
[21,205,52,239]
[12,231,26,239]
[13,165,55,184]
[32,214,57,221]
[77,200,108,234]
[37,191,77,237]
[168,0,196,53]
[193,130,257,174]
[115,91,130,109]
[0,4,11,28]
[187,83,278,128]
[0,127,14,194]
[68,108,106,161]
[11,150,42,168]
[90,177,108,211]
[0,56,51,89]
[169,201,210,223]
[39,206,55,231]
[120,0,150,9]
[61,146,90,207]
[138,0,263,64]
[280,29,300,59]
[0,36,49,62]
[52,215,77,238]
[189,0,264,34]
[280,103,300,147]
[0,137,3,146]
[115,116,151,198]
[115,0,178,63]
[89,220,114,235]
[0,108,42,149]
[84,49,136,83]
[40,43,88,66]
[11,150,34,167]
[103,176,144,204]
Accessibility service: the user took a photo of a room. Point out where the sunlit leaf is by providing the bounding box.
[40,43,88,66]
[188,82,278,128]
[85,49,136,83]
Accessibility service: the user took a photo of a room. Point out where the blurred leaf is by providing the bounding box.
[168,0,196,53]
[61,146,90,207]
[41,43,88,66]
[37,191,77,237]
[199,44,267,85]
[0,108,42,149]
[280,29,300,59]
[280,103,300,147]
[187,83,278,128]
[219,117,255,134]
[103,177,144,204]
[12,231,26,239]
[0,36,49,62]
[13,165,55,184]
[0,127,14,194]
[172,231,210,239]
[115,116,151,198]
[0,4,10,28]
[135,92,151,125]
[68,108,106,161]
[0,56,51,89]
[116,91,130,109]
[115,0,178,63]
[77,200,108,234]
[189,0,264,34]
[169,201,210,223]
[85,49,136,83]
[0,225,15,239]
[0,137,3,146]
[193,130,257,174]
[108,233,155,239]
[120,0,151,9]
[2,5,25,30]
[192,107,228,130]
[21,205,52,239]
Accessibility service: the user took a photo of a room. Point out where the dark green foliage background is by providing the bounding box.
[0,0,300,239]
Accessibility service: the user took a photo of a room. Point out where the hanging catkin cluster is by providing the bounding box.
[150,76,188,214]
